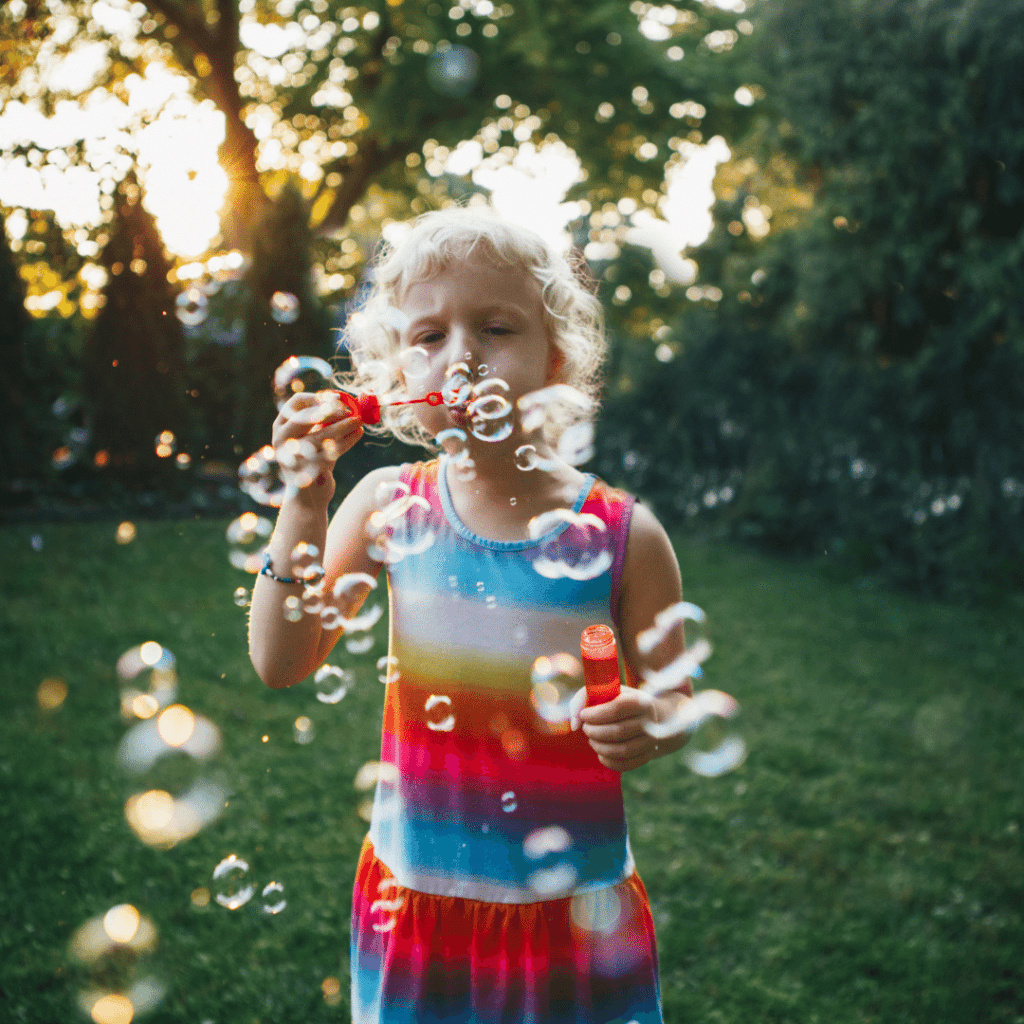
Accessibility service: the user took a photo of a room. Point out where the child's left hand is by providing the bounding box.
[574,687,683,772]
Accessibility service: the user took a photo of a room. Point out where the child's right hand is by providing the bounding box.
[271,391,364,505]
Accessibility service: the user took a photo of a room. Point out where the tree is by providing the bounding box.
[81,173,189,482]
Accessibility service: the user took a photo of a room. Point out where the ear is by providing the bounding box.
[546,343,566,383]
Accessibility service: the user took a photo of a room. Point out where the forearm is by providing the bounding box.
[248,496,331,689]
[650,689,693,760]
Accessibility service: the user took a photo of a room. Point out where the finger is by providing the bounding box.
[577,688,653,725]
[582,717,648,743]
[588,734,653,762]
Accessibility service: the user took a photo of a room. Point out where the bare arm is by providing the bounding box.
[247,391,399,688]
[578,501,693,770]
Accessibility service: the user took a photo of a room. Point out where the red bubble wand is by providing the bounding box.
[327,389,446,427]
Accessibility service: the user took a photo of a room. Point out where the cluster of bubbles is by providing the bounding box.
[116,643,226,850]
[209,854,287,915]
[69,903,163,1024]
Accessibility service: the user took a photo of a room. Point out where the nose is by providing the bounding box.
[442,327,482,376]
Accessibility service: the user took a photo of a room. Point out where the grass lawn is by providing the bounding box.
[1,517,1021,1024]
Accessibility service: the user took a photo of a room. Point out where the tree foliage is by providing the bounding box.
[597,0,1024,601]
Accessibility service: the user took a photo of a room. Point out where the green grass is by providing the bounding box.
[1,519,1022,1024]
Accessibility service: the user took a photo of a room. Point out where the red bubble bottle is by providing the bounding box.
[580,624,621,706]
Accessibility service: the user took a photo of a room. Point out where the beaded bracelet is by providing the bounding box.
[260,550,325,585]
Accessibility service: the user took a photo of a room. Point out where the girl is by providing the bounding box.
[249,208,692,1024]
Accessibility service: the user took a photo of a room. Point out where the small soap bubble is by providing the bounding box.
[523,825,573,860]
[238,445,288,507]
[272,355,334,408]
[441,362,473,407]
[425,694,455,732]
[501,791,518,812]
[31,533,43,551]
[527,862,578,897]
[233,586,250,608]
[399,345,430,381]
[260,880,287,915]
[367,489,435,563]
[284,595,303,621]
[314,665,354,704]
[642,688,747,777]
[293,716,315,744]
[370,877,404,933]
[467,378,513,443]
[176,286,209,326]
[226,512,273,573]
[530,653,584,730]
[528,509,613,581]
[518,384,594,435]
[212,854,257,910]
[478,363,489,376]
[117,643,178,721]
[382,306,411,333]
[376,655,400,685]
[426,43,480,98]
[270,291,300,324]
[570,888,623,934]
[290,541,323,582]
[124,779,226,848]
[328,573,383,631]
[275,436,320,492]
[154,430,176,459]
[115,521,137,545]
[70,904,163,1024]
[175,452,191,470]
[556,420,595,466]
[636,602,712,696]
[435,427,476,482]
[485,595,497,609]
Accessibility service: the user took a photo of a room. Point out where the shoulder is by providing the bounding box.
[623,500,677,572]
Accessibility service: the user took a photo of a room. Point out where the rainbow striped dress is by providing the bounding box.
[351,457,663,1024]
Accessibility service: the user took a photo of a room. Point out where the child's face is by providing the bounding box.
[396,257,558,439]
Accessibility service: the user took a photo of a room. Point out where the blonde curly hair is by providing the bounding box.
[337,206,606,449]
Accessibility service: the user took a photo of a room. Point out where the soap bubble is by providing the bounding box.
[642,688,746,778]
[301,579,327,616]
[441,361,473,407]
[283,595,303,622]
[175,286,208,326]
[154,430,176,459]
[530,653,584,731]
[273,355,334,409]
[51,445,76,470]
[376,655,400,685]
[435,427,476,481]
[124,780,226,849]
[426,44,479,97]
[212,854,257,910]
[226,512,273,573]
[345,634,376,655]
[293,716,315,744]
[324,572,382,632]
[636,602,712,697]
[233,586,250,607]
[260,880,287,915]
[70,904,163,1024]
[289,541,324,583]
[371,877,404,933]
[501,791,517,812]
[518,384,594,434]
[275,436,320,493]
[556,420,595,466]
[527,862,578,897]
[570,887,623,934]
[238,446,288,507]
[514,444,556,472]
[467,378,513,442]
[398,345,430,383]
[425,694,455,732]
[115,521,137,545]
[118,704,221,775]
[117,643,178,721]
[523,825,573,860]
[270,291,300,324]
[528,509,613,581]
[314,664,355,704]
[367,486,436,563]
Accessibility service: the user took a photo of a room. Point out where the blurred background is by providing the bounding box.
[2,3,1023,1023]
